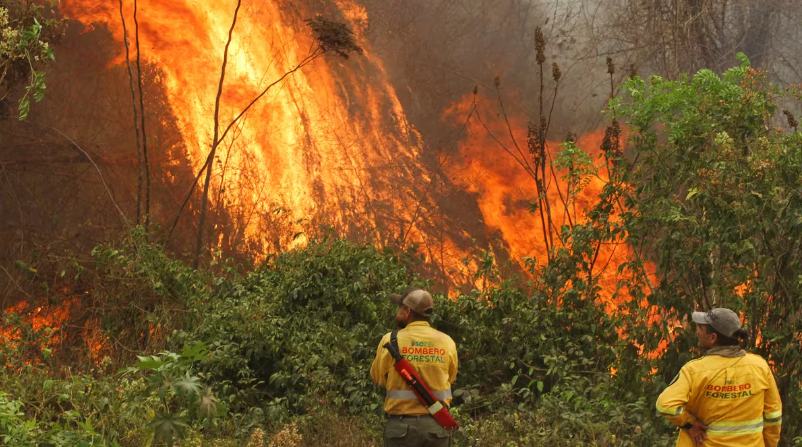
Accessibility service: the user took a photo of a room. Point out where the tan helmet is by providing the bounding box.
[389,287,434,317]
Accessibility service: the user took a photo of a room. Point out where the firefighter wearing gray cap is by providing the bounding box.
[370,287,458,447]
[656,308,782,447]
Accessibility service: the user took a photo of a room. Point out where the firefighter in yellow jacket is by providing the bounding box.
[370,287,458,447]
[656,308,782,447]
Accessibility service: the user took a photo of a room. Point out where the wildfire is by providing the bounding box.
[443,94,641,306]
[0,298,104,366]
[442,93,673,358]
[59,0,651,304]
[0,299,74,347]
[2,1,486,360]
[61,0,447,257]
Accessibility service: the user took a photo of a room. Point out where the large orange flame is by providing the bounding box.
[442,94,673,360]
[57,0,652,297]
[61,0,448,256]
[2,0,483,359]
[443,94,643,306]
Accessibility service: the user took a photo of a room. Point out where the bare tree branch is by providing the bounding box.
[133,0,150,231]
[193,0,243,269]
[400,90,478,246]
[119,0,143,224]
[25,122,129,225]
[166,39,321,249]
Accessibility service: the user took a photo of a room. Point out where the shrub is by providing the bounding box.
[181,237,415,416]
[611,54,802,442]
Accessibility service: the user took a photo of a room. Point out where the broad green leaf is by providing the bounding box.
[149,413,186,447]
[172,373,202,399]
[197,386,220,427]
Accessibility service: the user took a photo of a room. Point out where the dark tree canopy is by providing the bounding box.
[305,15,363,59]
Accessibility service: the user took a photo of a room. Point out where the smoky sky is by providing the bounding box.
[357,0,802,145]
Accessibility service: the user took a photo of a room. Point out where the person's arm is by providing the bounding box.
[448,340,458,385]
[762,366,783,447]
[370,334,390,387]
[656,368,699,427]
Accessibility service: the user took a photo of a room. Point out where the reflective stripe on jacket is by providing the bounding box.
[656,349,782,447]
[370,321,458,415]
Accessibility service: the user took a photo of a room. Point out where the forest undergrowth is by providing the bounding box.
[0,233,678,447]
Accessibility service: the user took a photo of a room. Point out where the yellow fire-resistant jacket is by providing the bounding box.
[370,321,458,415]
[656,347,782,447]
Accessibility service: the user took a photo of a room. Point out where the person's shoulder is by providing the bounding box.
[379,331,393,344]
[430,326,456,346]
[743,352,770,368]
[680,356,710,373]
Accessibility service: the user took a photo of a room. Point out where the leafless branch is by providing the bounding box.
[166,40,321,250]
[193,0,243,269]
[400,90,478,245]
[118,0,143,224]
[133,0,151,230]
[24,122,129,225]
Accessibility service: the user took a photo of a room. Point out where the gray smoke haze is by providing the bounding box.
[359,0,802,141]
[359,0,612,140]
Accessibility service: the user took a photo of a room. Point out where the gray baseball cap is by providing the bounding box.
[692,308,742,338]
[389,287,434,317]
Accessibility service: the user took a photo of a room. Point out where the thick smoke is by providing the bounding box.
[359,0,612,139]
[359,0,802,134]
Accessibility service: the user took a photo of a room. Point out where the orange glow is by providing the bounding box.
[443,94,646,306]
[82,318,110,362]
[61,0,455,260]
[2,297,110,364]
[1,299,75,365]
[1,299,73,341]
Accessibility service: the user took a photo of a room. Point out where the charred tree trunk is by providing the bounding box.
[119,0,143,224]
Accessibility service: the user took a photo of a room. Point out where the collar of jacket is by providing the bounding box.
[705,345,746,358]
[404,321,431,328]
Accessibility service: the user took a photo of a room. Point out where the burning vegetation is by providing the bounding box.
[1,0,802,445]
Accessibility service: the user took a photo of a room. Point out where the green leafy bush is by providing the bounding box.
[118,343,222,446]
[170,235,667,445]
[181,237,414,417]
[610,54,802,443]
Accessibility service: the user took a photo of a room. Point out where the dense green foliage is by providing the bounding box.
[609,55,802,439]
[184,238,412,417]
[2,234,676,446]
[182,237,675,445]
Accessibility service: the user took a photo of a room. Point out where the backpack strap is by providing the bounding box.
[390,330,399,355]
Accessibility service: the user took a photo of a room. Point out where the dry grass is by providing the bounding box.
[295,410,381,447]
